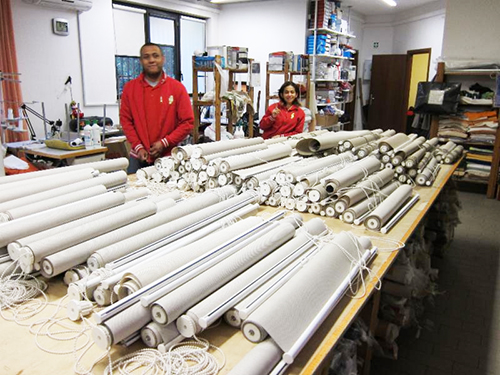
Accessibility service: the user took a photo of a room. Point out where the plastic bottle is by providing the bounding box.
[83,123,92,148]
[92,122,101,146]
[234,125,245,139]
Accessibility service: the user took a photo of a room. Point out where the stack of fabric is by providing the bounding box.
[465,109,498,144]
[465,146,494,181]
[437,115,468,141]
[438,109,498,144]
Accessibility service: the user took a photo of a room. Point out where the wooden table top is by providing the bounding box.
[22,145,108,160]
[0,160,460,375]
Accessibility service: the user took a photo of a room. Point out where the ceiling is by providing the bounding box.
[339,0,439,16]
[206,0,439,16]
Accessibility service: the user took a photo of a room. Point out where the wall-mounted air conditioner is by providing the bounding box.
[22,0,93,12]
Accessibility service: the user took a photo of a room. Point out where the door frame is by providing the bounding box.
[405,48,432,112]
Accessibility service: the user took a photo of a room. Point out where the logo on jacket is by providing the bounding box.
[291,113,295,119]
[169,95,174,105]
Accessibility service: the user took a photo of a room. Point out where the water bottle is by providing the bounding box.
[83,124,92,148]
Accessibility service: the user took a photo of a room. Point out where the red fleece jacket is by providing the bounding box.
[259,102,305,139]
[120,72,194,162]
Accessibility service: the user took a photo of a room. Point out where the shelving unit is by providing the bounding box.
[430,61,500,198]
[192,55,254,143]
[307,0,357,131]
[265,56,311,111]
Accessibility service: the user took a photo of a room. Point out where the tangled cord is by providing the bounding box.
[104,336,225,375]
[1,266,112,375]
[0,262,48,316]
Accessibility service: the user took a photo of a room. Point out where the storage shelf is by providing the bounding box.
[192,55,254,142]
[308,28,356,38]
[314,54,350,60]
[314,78,351,83]
[431,61,500,199]
[317,102,345,107]
[453,175,490,185]
[445,69,500,76]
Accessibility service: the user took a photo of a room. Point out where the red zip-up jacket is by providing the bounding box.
[120,72,194,162]
[259,102,305,139]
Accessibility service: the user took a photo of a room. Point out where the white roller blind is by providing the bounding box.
[181,16,206,93]
[113,5,145,56]
[150,16,175,46]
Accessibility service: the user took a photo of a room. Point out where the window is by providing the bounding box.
[112,2,206,97]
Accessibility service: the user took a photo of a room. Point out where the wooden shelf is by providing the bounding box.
[192,55,254,142]
[431,61,500,199]
[265,58,311,114]
[445,69,500,76]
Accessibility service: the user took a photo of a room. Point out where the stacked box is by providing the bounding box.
[308,0,334,29]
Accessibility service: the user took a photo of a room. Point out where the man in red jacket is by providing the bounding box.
[120,43,194,174]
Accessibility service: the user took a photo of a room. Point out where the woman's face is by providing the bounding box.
[282,85,297,105]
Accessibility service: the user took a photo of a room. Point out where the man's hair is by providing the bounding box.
[140,43,163,57]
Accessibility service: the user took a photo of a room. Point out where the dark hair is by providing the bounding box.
[278,81,301,107]
[140,43,164,57]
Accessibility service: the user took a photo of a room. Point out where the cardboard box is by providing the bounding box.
[316,114,339,127]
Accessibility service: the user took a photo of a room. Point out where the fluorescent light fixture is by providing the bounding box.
[381,0,397,6]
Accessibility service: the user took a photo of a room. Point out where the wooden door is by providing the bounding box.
[367,54,408,133]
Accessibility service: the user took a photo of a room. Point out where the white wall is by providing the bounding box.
[12,0,452,137]
[353,0,446,129]
[11,0,219,139]
[213,0,308,117]
[392,3,446,77]
[12,1,84,138]
[442,0,500,61]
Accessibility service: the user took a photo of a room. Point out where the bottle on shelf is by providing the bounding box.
[92,122,101,147]
[234,125,245,139]
[83,123,92,148]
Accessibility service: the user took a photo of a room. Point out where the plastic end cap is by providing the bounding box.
[343,211,354,224]
[282,352,295,365]
[67,300,93,321]
[224,310,242,327]
[141,327,161,348]
[18,248,34,273]
[366,217,380,231]
[41,260,54,276]
[151,304,169,325]
[176,315,197,337]
[0,212,10,222]
[7,242,21,260]
[87,255,102,271]
[335,201,346,213]
[68,284,83,301]
[242,322,267,343]
[93,286,111,307]
[92,325,113,350]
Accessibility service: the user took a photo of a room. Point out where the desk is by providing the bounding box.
[16,145,108,166]
[0,160,460,375]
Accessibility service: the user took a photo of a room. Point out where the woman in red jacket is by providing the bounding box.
[259,81,305,139]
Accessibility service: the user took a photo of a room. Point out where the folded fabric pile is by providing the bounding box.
[464,146,494,181]
[465,109,498,144]
[438,109,498,144]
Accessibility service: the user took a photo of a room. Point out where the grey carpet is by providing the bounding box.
[371,191,500,375]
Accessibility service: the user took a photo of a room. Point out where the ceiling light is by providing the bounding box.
[381,0,397,6]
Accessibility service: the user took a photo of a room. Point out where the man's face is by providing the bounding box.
[140,45,165,78]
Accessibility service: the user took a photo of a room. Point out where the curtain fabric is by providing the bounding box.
[0,0,28,143]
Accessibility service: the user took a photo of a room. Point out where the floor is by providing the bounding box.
[371,190,500,375]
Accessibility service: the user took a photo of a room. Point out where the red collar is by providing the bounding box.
[278,103,299,112]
